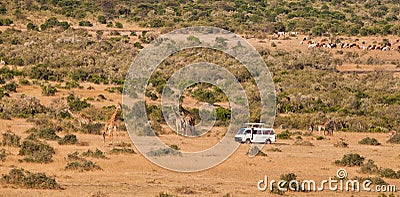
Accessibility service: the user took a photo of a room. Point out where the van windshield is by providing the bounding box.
[236,128,246,134]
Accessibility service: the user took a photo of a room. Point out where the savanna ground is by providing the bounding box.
[1,1,400,195]
[0,33,399,196]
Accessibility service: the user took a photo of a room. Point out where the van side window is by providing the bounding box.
[262,130,268,135]
[245,130,251,134]
[257,130,262,134]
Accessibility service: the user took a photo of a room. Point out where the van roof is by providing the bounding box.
[244,123,266,128]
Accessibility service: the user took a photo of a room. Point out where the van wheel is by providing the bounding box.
[245,139,251,144]
[265,139,271,144]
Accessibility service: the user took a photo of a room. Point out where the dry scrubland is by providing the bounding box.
[0,0,400,196]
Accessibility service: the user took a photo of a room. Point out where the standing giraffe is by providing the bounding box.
[65,108,91,127]
[172,107,184,135]
[317,120,334,136]
[179,104,195,136]
[103,103,121,144]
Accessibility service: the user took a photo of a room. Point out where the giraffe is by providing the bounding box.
[317,120,334,136]
[179,104,195,136]
[389,130,397,139]
[103,103,121,144]
[172,107,184,135]
[65,108,91,127]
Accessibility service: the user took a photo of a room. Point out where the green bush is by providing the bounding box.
[277,130,290,139]
[26,127,61,141]
[358,137,380,145]
[379,168,399,179]
[316,136,324,140]
[109,148,135,154]
[18,140,55,163]
[334,153,364,167]
[58,134,78,145]
[169,144,180,151]
[1,131,21,147]
[0,148,7,161]
[27,22,39,31]
[78,20,93,27]
[360,159,380,174]
[80,122,103,135]
[147,148,180,157]
[334,140,348,148]
[65,159,102,172]
[98,15,106,24]
[115,22,123,28]
[41,84,57,96]
[82,148,108,159]
[2,168,62,189]
[66,93,90,111]
[134,42,143,49]
[3,82,17,92]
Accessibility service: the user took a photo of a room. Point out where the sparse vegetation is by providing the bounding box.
[148,148,181,157]
[82,149,108,159]
[1,131,21,147]
[65,159,102,172]
[277,130,290,139]
[316,136,324,140]
[58,134,78,145]
[0,148,7,161]
[334,140,348,148]
[18,140,55,163]
[2,168,62,190]
[360,159,380,174]
[359,137,380,146]
[335,153,364,167]
[109,148,135,155]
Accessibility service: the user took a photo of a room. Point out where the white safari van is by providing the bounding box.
[234,123,276,144]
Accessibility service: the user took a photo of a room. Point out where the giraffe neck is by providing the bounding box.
[68,109,78,119]
[109,107,120,123]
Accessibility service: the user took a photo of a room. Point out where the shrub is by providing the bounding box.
[360,159,380,174]
[2,168,62,189]
[267,147,282,152]
[147,148,180,157]
[18,140,55,163]
[41,84,57,96]
[277,130,290,139]
[316,136,324,140]
[3,82,17,92]
[26,127,60,141]
[278,173,297,191]
[387,134,400,144]
[169,144,180,150]
[156,192,175,197]
[65,159,102,172]
[27,22,39,31]
[109,148,135,154]
[81,122,103,135]
[294,139,313,146]
[98,15,107,24]
[115,22,123,28]
[66,93,90,111]
[66,151,85,161]
[334,153,364,167]
[359,137,380,145]
[78,21,93,27]
[379,168,399,179]
[58,134,78,145]
[82,148,108,159]
[1,131,21,147]
[134,42,143,49]
[0,148,7,161]
[334,140,348,148]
